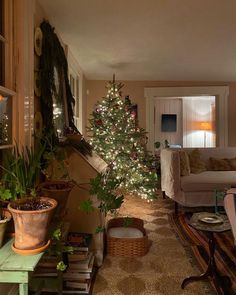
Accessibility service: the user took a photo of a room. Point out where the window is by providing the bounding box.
[69,72,80,130]
[0,0,5,85]
[0,0,15,148]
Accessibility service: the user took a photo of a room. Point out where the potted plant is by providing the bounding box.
[39,141,74,219]
[1,144,57,255]
[0,186,12,248]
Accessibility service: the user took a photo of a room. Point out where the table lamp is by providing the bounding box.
[200,122,211,147]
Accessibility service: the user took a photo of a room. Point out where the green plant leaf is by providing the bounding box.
[79,199,95,214]
[56,261,67,272]
[123,217,133,227]
[0,187,12,201]
[52,228,61,241]
[95,226,104,234]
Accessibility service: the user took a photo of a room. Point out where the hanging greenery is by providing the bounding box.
[39,20,77,141]
[39,21,92,156]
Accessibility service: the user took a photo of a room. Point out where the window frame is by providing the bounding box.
[67,47,84,133]
[0,0,15,149]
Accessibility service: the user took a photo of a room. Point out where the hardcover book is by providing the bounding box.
[68,251,89,262]
[63,268,95,280]
[67,232,92,251]
[69,254,94,272]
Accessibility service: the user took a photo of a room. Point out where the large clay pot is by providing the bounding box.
[8,197,57,254]
[0,210,11,248]
[39,180,73,218]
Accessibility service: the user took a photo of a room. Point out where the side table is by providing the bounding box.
[0,238,44,295]
[181,212,231,295]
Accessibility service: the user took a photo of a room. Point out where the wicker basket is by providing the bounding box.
[106,217,149,257]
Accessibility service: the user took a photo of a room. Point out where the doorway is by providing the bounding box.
[145,86,229,153]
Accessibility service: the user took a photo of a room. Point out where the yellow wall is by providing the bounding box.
[86,80,236,146]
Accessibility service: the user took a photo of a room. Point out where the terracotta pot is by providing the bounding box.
[8,197,57,253]
[0,210,11,248]
[39,180,73,217]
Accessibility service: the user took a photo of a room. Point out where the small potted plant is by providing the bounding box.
[0,186,12,248]
[1,144,57,255]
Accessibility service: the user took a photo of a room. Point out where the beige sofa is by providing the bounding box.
[224,188,236,244]
[161,148,236,212]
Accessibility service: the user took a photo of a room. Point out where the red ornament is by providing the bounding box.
[95,119,103,126]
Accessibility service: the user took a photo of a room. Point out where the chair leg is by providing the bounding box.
[162,191,166,199]
[175,202,178,215]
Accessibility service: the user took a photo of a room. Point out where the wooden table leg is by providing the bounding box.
[181,232,231,294]
[19,283,28,295]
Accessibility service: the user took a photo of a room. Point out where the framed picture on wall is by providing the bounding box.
[161,114,177,132]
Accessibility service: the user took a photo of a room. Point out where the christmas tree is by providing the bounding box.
[88,78,157,201]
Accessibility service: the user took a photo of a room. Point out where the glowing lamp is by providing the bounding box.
[200,121,212,147]
[200,122,211,131]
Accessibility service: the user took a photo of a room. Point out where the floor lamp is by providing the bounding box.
[200,122,211,147]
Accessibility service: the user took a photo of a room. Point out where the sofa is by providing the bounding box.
[161,147,236,212]
[224,188,236,244]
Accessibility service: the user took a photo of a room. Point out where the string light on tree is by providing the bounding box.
[88,76,157,201]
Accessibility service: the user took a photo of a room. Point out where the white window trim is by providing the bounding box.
[66,46,84,134]
[145,86,229,152]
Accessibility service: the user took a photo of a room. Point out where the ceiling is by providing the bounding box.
[38,0,236,81]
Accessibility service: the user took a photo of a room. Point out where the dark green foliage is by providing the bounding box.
[79,199,94,214]
[123,217,133,227]
[95,226,105,234]
[89,173,124,215]
[87,80,158,200]
[1,143,45,199]
[39,21,77,142]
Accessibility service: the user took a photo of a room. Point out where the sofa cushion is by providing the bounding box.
[188,149,207,174]
[181,171,236,192]
[179,151,190,176]
[226,157,236,170]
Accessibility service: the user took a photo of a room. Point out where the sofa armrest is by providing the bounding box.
[160,149,181,198]
[224,189,236,244]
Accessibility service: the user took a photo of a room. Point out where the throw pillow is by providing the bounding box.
[226,157,236,170]
[209,157,231,171]
[209,157,236,171]
[179,150,190,176]
[188,149,207,174]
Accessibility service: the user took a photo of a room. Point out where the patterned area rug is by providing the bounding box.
[92,196,213,295]
[169,213,236,295]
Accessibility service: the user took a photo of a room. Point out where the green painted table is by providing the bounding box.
[0,239,44,295]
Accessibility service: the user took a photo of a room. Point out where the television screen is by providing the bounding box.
[161,114,177,132]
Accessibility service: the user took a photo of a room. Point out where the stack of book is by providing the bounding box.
[33,222,71,278]
[63,232,95,294]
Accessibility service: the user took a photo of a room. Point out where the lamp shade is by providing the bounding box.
[200,122,211,131]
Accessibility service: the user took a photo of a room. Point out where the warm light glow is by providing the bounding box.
[199,122,212,131]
